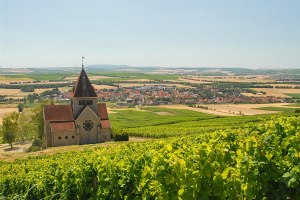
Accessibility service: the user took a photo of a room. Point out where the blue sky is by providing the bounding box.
[1,0,299,68]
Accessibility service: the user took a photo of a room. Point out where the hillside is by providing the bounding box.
[1,116,299,199]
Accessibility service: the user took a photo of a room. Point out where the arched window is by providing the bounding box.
[65,136,68,139]
[58,136,62,140]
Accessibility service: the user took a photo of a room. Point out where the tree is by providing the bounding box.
[17,111,36,143]
[17,103,24,112]
[31,100,50,139]
[1,112,19,148]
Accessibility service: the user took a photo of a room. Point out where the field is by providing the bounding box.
[3,73,68,81]
[108,106,294,138]
[118,83,193,88]
[252,88,300,98]
[284,93,300,99]
[157,103,292,116]
[1,116,299,199]
[0,107,18,125]
[181,75,274,83]
[0,88,69,98]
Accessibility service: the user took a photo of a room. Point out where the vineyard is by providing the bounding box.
[110,107,283,138]
[1,116,299,199]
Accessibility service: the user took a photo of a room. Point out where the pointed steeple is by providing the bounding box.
[73,68,97,97]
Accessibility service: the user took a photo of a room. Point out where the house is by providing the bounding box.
[43,68,111,147]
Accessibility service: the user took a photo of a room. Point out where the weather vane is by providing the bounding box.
[82,56,85,69]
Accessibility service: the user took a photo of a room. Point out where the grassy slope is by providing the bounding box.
[284,93,300,99]
[109,107,294,138]
[3,73,69,81]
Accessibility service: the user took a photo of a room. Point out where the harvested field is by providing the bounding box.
[158,103,295,116]
[252,88,300,98]
[0,108,18,125]
[119,83,193,88]
[92,84,117,90]
[0,88,56,98]
[64,76,114,81]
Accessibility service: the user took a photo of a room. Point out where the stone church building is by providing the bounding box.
[43,68,112,147]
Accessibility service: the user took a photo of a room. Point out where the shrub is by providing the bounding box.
[27,138,45,152]
[112,128,129,141]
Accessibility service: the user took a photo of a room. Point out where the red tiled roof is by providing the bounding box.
[97,103,109,120]
[50,122,75,132]
[100,120,111,129]
[73,69,97,97]
[44,105,74,121]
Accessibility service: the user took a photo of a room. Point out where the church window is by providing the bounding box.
[83,120,94,131]
[86,100,92,105]
[79,100,85,105]
[72,136,75,139]
[65,136,68,139]
[58,136,62,140]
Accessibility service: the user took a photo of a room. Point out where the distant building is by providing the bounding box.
[43,68,111,147]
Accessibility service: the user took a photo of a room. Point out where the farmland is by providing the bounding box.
[1,116,299,199]
[1,68,300,199]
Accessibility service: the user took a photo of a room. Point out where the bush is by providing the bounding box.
[27,138,45,152]
[112,129,129,141]
[27,146,41,152]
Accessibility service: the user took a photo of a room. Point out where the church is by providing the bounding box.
[43,67,112,147]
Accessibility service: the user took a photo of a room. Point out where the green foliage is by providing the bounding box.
[284,93,300,99]
[20,86,34,92]
[31,100,50,139]
[0,116,299,199]
[27,93,40,104]
[112,128,129,141]
[109,107,276,138]
[17,112,37,142]
[257,106,296,112]
[1,112,19,148]
[17,103,24,112]
[27,138,45,152]
[4,73,67,81]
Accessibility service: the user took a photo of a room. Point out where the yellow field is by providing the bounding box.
[0,107,19,125]
[119,83,194,88]
[158,103,296,116]
[92,84,117,90]
[252,88,300,98]
[64,75,114,81]
[181,75,274,83]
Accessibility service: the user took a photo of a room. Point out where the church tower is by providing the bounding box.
[72,57,98,118]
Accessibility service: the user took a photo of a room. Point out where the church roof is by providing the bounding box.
[50,122,75,132]
[97,103,109,120]
[44,105,74,121]
[100,120,111,129]
[73,68,97,97]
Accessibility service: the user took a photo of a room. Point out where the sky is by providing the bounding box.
[0,0,300,68]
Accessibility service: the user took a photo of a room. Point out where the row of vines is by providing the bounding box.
[1,116,300,199]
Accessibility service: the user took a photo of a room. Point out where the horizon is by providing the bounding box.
[1,0,300,68]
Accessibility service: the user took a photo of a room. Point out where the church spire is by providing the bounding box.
[73,57,97,97]
[82,56,85,69]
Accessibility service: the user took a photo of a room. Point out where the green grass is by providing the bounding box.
[256,107,297,112]
[110,107,216,128]
[284,103,300,107]
[109,107,298,138]
[4,73,69,81]
[92,72,179,81]
[284,93,300,99]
